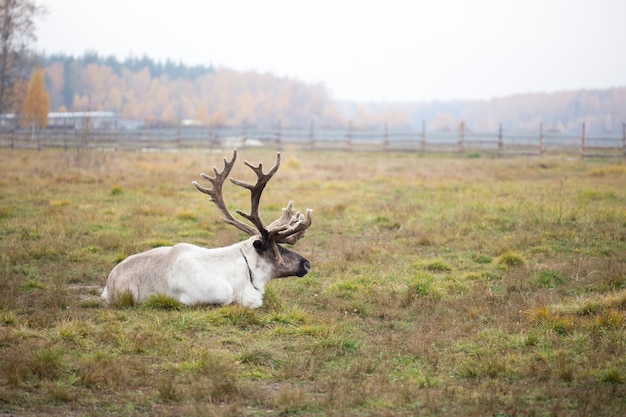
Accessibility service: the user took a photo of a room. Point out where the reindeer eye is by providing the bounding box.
[253,239,267,252]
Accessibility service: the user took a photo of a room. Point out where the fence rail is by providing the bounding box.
[1,121,625,158]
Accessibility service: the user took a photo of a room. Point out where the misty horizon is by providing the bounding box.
[36,0,626,103]
[39,53,626,134]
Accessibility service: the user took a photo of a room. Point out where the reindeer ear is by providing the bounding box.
[253,238,268,252]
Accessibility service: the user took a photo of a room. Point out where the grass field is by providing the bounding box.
[0,147,625,416]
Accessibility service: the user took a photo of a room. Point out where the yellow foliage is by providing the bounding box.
[209,111,227,128]
[22,66,50,129]
[196,105,209,125]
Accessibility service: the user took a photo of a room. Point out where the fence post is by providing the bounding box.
[309,119,315,148]
[580,122,585,159]
[241,120,247,143]
[34,125,41,152]
[539,122,544,156]
[498,123,503,157]
[383,122,389,151]
[209,125,219,148]
[622,122,625,159]
[346,121,352,150]
[420,120,426,155]
[113,117,119,151]
[275,119,281,149]
[458,121,465,154]
[74,123,78,152]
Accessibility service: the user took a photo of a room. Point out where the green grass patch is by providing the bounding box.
[419,259,453,272]
[175,209,197,221]
[143,294,185,310]
[496,251,526,266]
[107,288,136,308]
[405,272,445,301]
[0,205,13,219]
[471,253,492,264]
[530,269,564,288]
[110,186,123,196]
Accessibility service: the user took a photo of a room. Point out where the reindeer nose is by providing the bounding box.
[299,259,311,276]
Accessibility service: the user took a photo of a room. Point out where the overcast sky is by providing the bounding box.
[35,0,626,102]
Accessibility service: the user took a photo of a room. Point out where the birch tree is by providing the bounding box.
[0,0,44,115]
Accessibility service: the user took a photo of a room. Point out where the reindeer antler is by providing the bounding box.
[229,153,282,241]
[193,150,313,263]
[267,201,313,244]
[192,150,257,236]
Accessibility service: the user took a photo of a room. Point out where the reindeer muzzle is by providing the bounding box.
[297,259,311,277]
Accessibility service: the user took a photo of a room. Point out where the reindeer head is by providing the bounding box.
[192,150,313,273]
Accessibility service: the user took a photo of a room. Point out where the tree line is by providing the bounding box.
[41,52,347,129]
[338,87,626,134]
[42,52,624,134]
[43,52,217,80]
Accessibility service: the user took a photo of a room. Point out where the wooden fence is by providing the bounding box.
[1,121,625,158]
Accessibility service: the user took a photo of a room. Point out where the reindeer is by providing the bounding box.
[101,150,313,308]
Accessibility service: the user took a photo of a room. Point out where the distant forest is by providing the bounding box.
[42,52,346,128]
[41,53,625,133]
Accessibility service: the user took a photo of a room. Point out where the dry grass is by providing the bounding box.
[0,147,625,416]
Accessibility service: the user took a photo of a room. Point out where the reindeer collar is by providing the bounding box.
[240,249,260,292]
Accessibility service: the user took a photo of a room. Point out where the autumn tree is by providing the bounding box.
[209,110,227,129]
[0,0,44,114]
[22,64,49,128]
[195,104,209,125]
